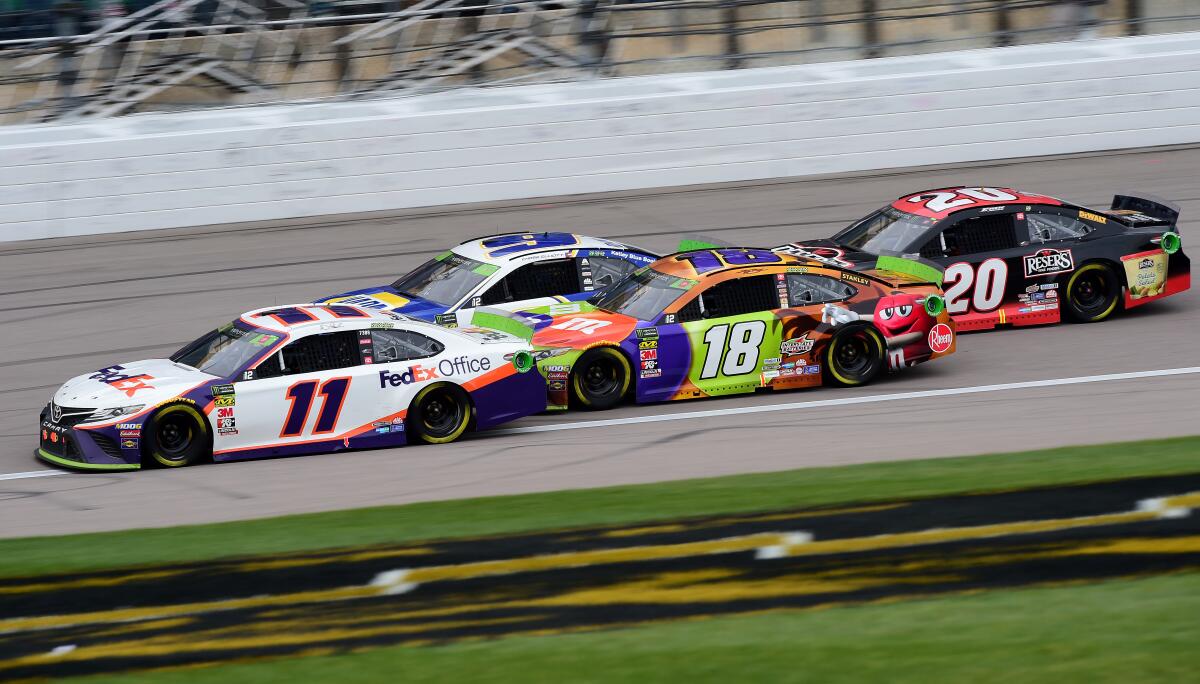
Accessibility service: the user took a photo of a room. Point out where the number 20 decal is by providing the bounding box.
[943,259,1008,314]
[700,320,766,379]
[280,377,351,438]
[906,187,1018,213]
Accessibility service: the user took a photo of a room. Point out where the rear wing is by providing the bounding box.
[1106,192,1181,230]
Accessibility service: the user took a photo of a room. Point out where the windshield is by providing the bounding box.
[592,268,696,321]
[834,207,936,254]
[170,322,281,378]
[391,252,497,307]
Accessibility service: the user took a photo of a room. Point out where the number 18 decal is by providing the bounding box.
[943,259,1008,314]
[280,377,351,437]
[700,320,766,379]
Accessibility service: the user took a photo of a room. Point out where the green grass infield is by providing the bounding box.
[2,435,1198,579]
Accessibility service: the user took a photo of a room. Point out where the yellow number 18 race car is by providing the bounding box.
[474,248,956,411]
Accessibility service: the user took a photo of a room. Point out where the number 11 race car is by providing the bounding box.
[38,305,544,471]
[472,248,955,411]
[775,188,1188,331]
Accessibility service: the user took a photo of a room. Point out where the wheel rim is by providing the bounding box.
[834,332,873,376]
[582,357,621,397]
[156,414,195,462]
[422,389,464,436]
[1072,270,1111,313]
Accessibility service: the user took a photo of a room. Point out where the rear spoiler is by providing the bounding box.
[1108,192,1181,230]
[676,234,733,251]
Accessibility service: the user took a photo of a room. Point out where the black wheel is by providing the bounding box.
[143,403,209,468]
[409,384,473,444]
[570,347,632,410]
[823,325,886,387]
[1065,262,1120,323]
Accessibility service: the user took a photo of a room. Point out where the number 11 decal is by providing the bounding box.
[280,377,351,437]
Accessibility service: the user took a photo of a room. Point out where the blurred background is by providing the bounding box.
[1,0,1195,124]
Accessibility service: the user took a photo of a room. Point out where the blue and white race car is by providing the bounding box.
[318,232,658,326]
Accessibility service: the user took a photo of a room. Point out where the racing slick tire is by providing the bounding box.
[142,402,210,468]
[409,383,474,445]
[1064,262,1121,323]
[823,324,887,387]
[570,347,632,411]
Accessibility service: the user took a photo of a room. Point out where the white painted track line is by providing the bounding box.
[0,469,68,481]
[5,365,1198,483]
[492,366,1200,435]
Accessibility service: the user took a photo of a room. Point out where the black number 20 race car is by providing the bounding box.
[776,187,1188,331]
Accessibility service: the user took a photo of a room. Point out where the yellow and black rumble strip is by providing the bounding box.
[3,474,1200,679]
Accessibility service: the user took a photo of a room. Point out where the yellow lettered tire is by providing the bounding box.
[824,325,886,387]
[144,402,210,468]
[409,383,473,445]
[570,347,632,411]
[1065,262,1120,323]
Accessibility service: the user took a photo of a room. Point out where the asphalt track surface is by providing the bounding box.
[1,146,1198,539]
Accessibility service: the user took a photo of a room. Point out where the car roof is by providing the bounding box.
[451,232,649,265]
[650,248,820,280]
[891,187,1066,220]
[239,304,414,334]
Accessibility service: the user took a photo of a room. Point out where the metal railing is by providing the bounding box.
[0,0,1194,123]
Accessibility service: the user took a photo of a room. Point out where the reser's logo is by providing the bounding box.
[928,324,954,353]
[89,365,155,397]
[1023,248,1075,278]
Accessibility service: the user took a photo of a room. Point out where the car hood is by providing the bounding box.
[317,286,448,321]
[54,359,215,410]
[529,310,639,349]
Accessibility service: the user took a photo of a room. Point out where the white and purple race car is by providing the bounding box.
[38,304,544,471]
[318,232,658,326]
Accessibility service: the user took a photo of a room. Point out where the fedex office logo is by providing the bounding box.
[379,365,439,387]
[89,365,155,397]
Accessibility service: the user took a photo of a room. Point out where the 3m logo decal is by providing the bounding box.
[1023,248,1075,278]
